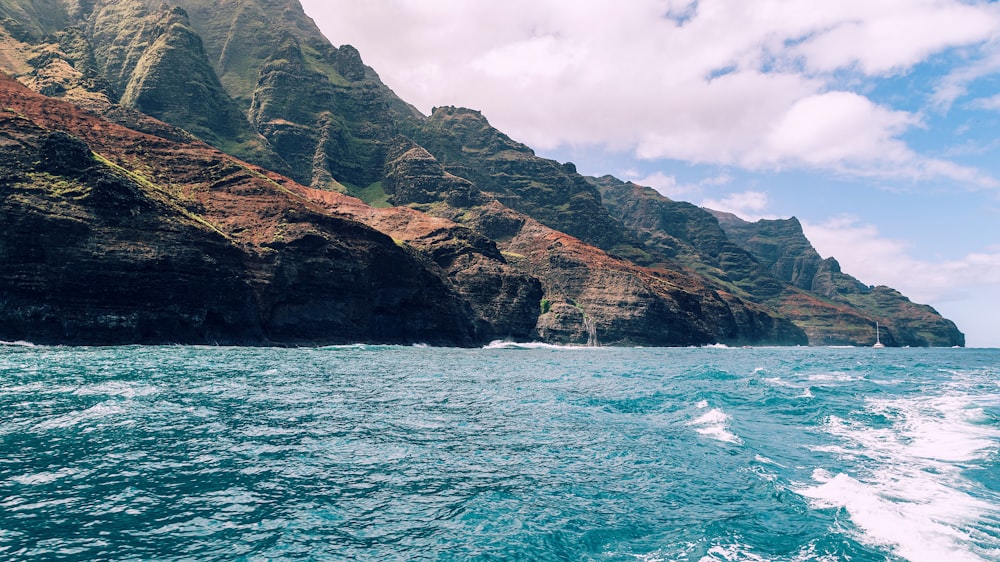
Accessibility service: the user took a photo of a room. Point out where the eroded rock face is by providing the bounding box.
[716,213,965,347]
[0,0,965,347]
[296,188,543,343]
[378,138,807,346]
[0,73,480,346]
[0,108,261,344]
[501,216,806,346]
[410,107,627,251]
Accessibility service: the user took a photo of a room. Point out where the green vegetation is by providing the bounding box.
[540,298,551,315]
[25,172,92,200]
[92,152,231,240]
[345,181,390,208]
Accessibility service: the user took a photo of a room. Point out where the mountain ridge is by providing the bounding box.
[0,0,964,347]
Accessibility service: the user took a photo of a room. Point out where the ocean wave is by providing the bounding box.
[797,468,994,562]
[10,467,84,486]
[797,380,1000,561]
[317,343,377,350]
[0,340,37,347]
[482,340,606,350]
[3,344,998,560]
[32,401,130,431]
[688,402,743,445]
[807,372,864,384]
[72,381,158,400]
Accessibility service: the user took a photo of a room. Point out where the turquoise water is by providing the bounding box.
[0,344,998,561]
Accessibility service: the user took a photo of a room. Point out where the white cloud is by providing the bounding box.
[753,91,916,167]
[631,172,696,199]
[968,93,1000,111]
[623,171,734,199]
[787,1,1000,75]
[931,42,1000,111]
[301,0,1000,186]
[700,191,773,221]
[802,215,1000,300]
[802,216,1000,347]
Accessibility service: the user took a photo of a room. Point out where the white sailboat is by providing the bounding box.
[873,322,885,348]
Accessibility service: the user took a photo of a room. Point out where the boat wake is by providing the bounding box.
[796,377,1000,561]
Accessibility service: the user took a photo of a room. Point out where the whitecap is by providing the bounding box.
[699,542,769,561]
[10,467,81,485]
[798,469,993,562]
[688,407,743,445]
[483,340,605,350]
[33,401,128,431]
[796,383,1000,561]
[73,381,158,399]
[808,372,860,384]
[754,454,785,467]
[762,376,795,388]
[318,343,371,350]
[0,340,37,347]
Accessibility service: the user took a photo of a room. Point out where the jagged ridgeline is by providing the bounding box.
[0,0,964,346]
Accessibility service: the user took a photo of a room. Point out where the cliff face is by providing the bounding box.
[715,212,965,347]
[0,73,519,345]
[0,123,261,344]
[378,133,807,346]
[593,176,780,294]
[0,0,964,347]
[407,107,627,251]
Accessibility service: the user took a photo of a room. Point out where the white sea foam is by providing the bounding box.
[696,540,843,562]
[700,543,768,561]
[0,340,37,347]
[761,375,815,398]
[688,406,743,445]
[10,467,82,486]
[319,343,370,349]
[73,381,158,399]
[33,402,129,431]
[798,469,993,562]
[483,340,605,350]
[807,372,861,383]
[754,454,785,467]
[796,381,1000,561]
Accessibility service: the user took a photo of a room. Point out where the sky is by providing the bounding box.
[300,0,1000,347]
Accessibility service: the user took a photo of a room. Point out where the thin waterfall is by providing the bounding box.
[583,313,599,347]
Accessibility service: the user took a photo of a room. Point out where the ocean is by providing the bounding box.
[0,343,997,561]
